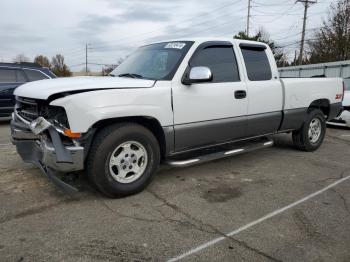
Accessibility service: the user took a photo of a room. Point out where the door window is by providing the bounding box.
[0,69,16,83]
[16,70,27,82]
[190,46,240,83]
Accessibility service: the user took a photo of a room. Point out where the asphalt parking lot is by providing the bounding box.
[0,121,350,262]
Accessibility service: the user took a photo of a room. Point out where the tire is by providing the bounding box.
[292,109,326,152]
[87,123,160,198]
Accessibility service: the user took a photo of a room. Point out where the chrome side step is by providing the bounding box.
[165,137,274,168]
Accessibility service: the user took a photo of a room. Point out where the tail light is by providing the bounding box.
[337,81,346,101]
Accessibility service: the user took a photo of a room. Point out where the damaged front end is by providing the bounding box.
[11,96,87,192]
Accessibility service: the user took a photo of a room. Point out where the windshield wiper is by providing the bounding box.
[118,73,144,79]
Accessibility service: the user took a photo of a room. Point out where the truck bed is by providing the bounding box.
[281,77,343,111]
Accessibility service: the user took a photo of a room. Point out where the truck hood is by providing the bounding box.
[14,76,155,100]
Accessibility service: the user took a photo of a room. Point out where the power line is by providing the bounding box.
[91,6,247,52]
[68,16,245,67]
[263,4,298,24]
[68,0,328,68]
[90,0,244,50]
[273,27,317,42]
[277,37,318,49]
[251,0,294,7]
[68,63,85,68]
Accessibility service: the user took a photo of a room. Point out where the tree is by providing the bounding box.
[289,50,310,66]
[34,55,51,68]
[234,28,289,67]
[308,0,350,63]
[51,54,71,77]
[13,54,30,63]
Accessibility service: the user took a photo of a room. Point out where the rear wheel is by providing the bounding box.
[292,109,326,152]
[87,123,160,198]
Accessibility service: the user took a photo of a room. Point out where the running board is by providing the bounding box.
[165,137,274,168]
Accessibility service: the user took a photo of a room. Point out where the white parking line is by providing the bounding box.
[168,175,350,262]
[0,143,11,146]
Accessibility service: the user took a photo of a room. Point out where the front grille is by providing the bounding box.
[16,97,39,122]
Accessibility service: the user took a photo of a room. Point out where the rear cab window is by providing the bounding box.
[240,44,272,81]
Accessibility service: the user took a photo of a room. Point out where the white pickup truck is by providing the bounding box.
[11,38,344,197]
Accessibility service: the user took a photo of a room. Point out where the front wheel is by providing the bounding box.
[292,109,326,152]
[87,123,160,198]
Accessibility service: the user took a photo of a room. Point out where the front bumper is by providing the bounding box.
[11,111,84,192]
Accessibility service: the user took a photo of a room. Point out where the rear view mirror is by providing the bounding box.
[182,66,212,85]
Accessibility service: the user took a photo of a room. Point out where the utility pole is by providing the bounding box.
[246,0,251,36]
[85,43,88,75]
[297,0,317,65]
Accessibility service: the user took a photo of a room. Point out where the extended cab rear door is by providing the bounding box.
[172,41,248,152]
[238,43,283,137]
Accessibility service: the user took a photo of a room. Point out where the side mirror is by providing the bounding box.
[182,66,212,85]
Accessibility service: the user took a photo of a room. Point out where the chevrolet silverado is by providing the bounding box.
[11,38,344,197]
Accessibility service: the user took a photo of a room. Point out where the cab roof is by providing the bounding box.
[146,37,269,48]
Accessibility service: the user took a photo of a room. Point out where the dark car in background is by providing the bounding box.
[0,62,56,119]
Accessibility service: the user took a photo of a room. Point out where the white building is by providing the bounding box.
[279,60,350,79]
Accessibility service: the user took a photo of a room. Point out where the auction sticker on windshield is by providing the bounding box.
[164,42,186,49]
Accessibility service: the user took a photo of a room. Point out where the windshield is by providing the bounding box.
[111,41,193,80]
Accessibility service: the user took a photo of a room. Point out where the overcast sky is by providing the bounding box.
[0,0,334,72]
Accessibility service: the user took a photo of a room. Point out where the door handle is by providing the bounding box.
[234,90,246,99]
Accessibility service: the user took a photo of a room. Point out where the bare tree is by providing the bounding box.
[308,0,350,63]
[34,55,51,68]
[13,54,30,63]
[51,54,72,77]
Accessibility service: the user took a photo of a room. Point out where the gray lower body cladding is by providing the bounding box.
[169,102,342,154]
[174,116,246,152]
[279,108,308,131]
[247,111,282,137]
[173,111,282,152]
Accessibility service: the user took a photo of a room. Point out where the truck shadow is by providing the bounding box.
[0,119,11,125]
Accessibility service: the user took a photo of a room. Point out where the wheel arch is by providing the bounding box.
[308,99,330,118]
[91,116,172,160]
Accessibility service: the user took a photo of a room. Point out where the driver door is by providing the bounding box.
[172,41,248,152]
